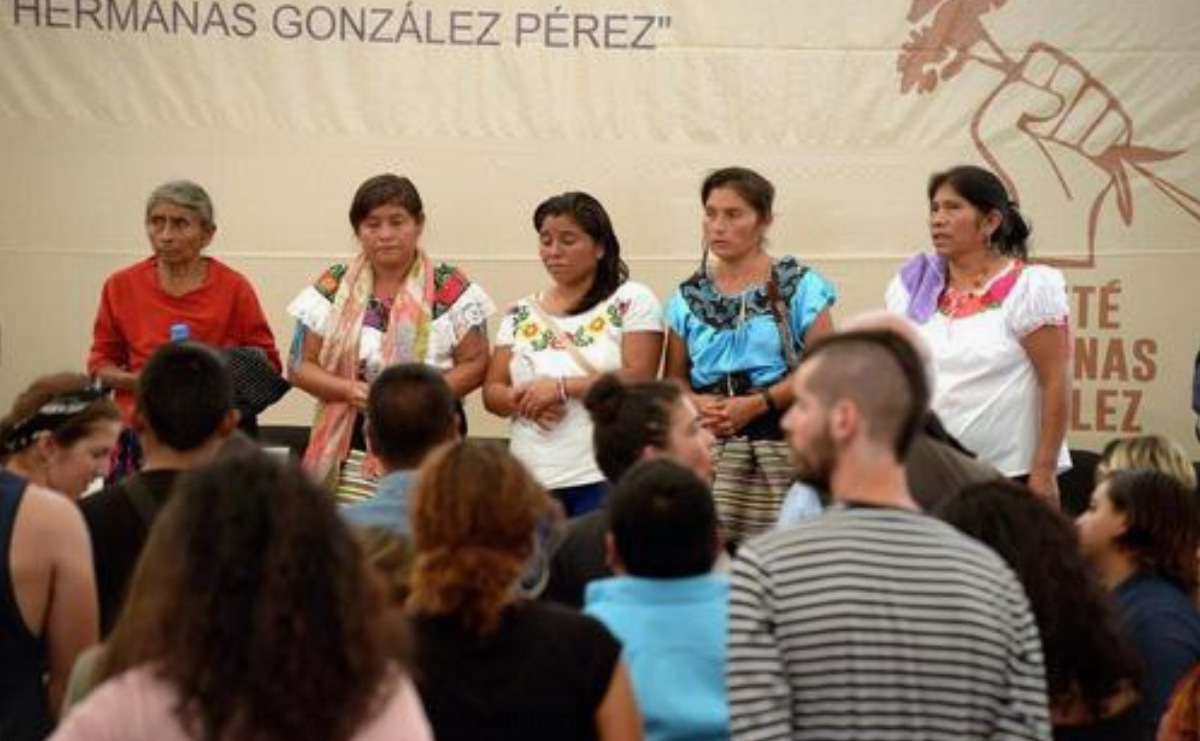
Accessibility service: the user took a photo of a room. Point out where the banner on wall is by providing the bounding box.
[2,0,1198,448]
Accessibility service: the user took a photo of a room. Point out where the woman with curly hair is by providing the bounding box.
[407,440,642,741]
[50,451,432,741]
[1078,468,1200,736]
[940,479,1142,740]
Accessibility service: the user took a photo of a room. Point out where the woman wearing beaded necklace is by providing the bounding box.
[886,164,1072,502]
[664,167,836,546]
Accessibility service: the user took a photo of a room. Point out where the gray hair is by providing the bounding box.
[145,180,215,229]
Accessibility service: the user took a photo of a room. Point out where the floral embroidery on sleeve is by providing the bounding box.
[607,299,628,329]
[314,264,347,301]
[431,263,469,320]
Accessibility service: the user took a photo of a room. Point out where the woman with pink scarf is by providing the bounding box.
[287,174,494,501]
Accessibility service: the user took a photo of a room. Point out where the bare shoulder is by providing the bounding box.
[19,484,89,545]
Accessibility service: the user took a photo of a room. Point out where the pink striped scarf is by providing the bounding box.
[303,252,434,489]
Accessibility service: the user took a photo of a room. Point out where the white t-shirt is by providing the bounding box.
[496,281,663,489]
[886,262,1072,477]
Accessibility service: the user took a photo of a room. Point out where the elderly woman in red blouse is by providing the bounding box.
[88,180,281,475]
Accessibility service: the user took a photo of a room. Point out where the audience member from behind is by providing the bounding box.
[842,310,1000,511]
[359,525,416,609]
[1077,468,1200,735]
[342,363,459,535]
[1,374,121,499]
[80,341,238,636]
[727,330,1050,740]
[407,440,642,741]
[585,459,729,741]
[1097,435,1198,492]
[51,452,432,740]
[543,373,716,608]
[776,308,1006,527]
[1,381,107,739]
[941,480,1142,740]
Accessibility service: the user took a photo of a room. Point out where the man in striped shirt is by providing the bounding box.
[727,329,1050,741]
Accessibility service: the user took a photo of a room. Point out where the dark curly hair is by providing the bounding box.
[99,451,407,741]
[585,373,684,484]
[940,480,1140,718]
[407,440,550,634]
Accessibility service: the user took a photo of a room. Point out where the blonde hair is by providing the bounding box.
[1097,435,1197,491]
[358,526,415,607]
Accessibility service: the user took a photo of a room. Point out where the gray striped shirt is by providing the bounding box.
[728,506,1051,741]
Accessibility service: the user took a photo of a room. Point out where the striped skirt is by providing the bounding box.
[333,449,380,504]
[711,436,794,545]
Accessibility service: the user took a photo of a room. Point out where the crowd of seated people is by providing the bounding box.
[1,164,1198,741]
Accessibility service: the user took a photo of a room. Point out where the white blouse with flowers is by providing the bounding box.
[886,261,1072,477]
[495,281,663,490]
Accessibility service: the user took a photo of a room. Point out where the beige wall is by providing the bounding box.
[2,0,1198,449]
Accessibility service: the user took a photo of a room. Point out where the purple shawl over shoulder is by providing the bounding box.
[899,253,947,323]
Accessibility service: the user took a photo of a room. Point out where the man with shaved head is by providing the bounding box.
[727,329,1050,741]
[842,310,1000,511]
[776,311,999,525]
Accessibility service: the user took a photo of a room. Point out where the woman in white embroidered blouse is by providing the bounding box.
[885,164,1072,502]
[483,192,663,517]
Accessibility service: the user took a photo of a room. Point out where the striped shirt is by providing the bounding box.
[728,505,1050,741]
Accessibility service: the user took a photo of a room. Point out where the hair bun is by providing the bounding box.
[583,373,625,423]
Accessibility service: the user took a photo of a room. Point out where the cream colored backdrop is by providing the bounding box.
[1,0,1198,450]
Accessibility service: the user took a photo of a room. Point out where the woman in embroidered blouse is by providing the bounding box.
[483,192,663,517]
[664,167,836,543]
[885,164,1071,501]
[287,174,494,498]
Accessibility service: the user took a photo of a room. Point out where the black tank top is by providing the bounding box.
[0,469,54,741]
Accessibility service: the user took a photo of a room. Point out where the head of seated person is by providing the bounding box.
[0,373,121,498]
[135,341,238,458]
[586,373,715,487]
[607,458,720,578]
[97,450,407,738]
[367,363,459,474]
[408,440,554,632]
[1096,434,1197,492]
[358,525,415,608]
